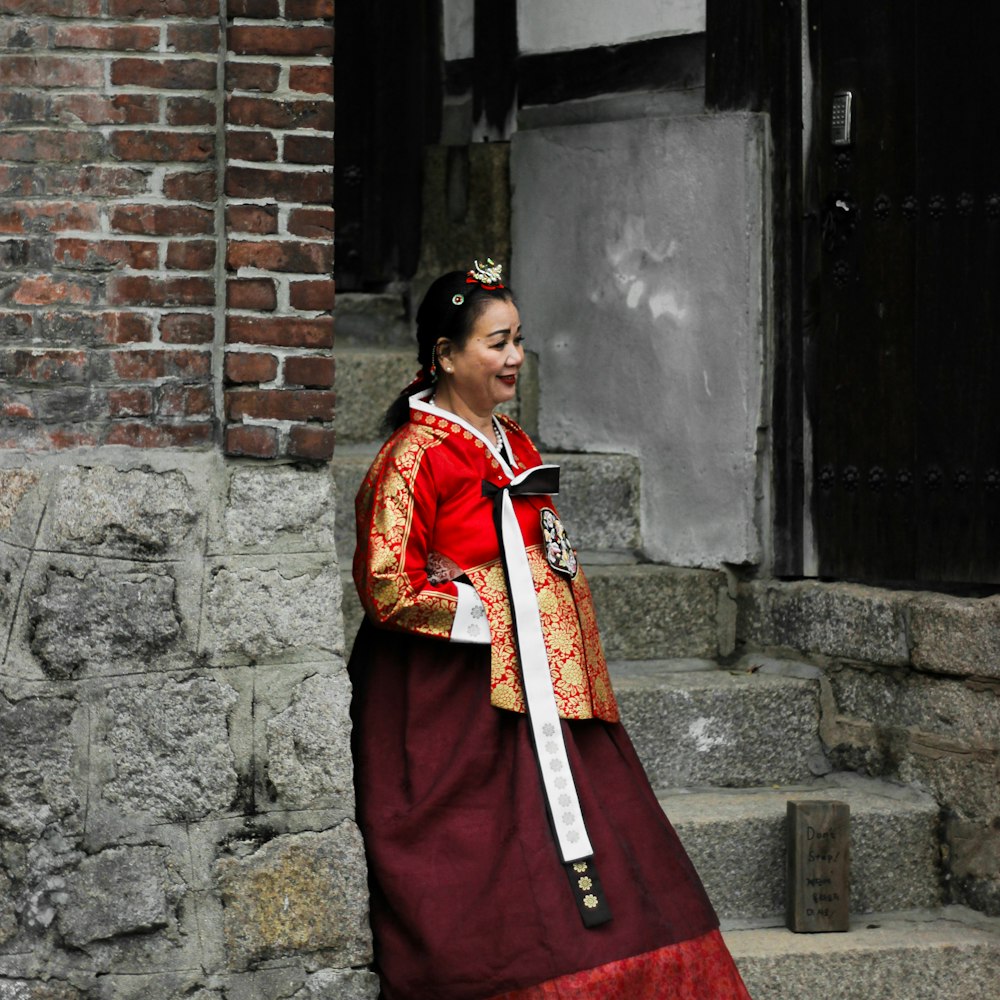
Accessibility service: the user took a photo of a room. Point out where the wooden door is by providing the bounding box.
[810,1,1000,585]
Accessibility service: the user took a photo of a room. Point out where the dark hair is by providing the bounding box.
[384,270,515,430]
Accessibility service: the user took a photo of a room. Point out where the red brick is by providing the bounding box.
[167,23,220,53]
[227,278,277,311]
[112,57,216,90]
[2,399,35,421]
[46,428,100,449]
[284,135,334,166]
[225,423,278,458]
[0,131,106,163]
[226,204,278,234]
[164,170,217,202]
[111,131,214,163]
[286,0,334,16]
[166,240,216,270]
[54,238,158,270]
[112,348,211,380]
[3,0,100,17]
[226,388,333,422]
[227,240,332,274]
[111,350,164,380]
[108,387,154,417]
[0,93,49,125]
[0,202,101,234]
[290,279,335,311]
[109,275,215,307]
[112,204,215,236]
[52,24,159,51]
[227,315,333,348]
[227,0,279,17]
[225,351,278,384]
[287,207,334,239]
[225,62,280,93]
[166,97,216,127]
[226,97,333,132]
[105,422,214,448]
[6,349,87,383]
[108,0,219,17]
[159,384,213,416]
[226,167,332,203]
[229,26,333,57]
[13,276,93,306]
[0,55,103,88]
[289,64,333,95]
[227,131,279,162]
[0,23,47,47]
[102,312,154,344]
[159,313,215,344]
[51,94,160,126]
[284,355,333,388]
[288,423,334,461]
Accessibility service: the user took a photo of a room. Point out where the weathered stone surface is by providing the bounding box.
[588,563,727,659]
[0,980,83,1000]
[216,823,371,970]
[544,452,640,552]
[103,677,239,821]
[335,350,417,445]
[223,466,335,552]
[204,560,342,662]
[826,662,1000,747]
[292,969,380,1000]
[612,665,825,787]
[44,466,198,556]
[0,694,79,841]
[0,543,30,663]
[737,580,910,665]
[910,593,1000,680]
[948,816,1000,915]
[265,673,353,811]
[333,291,410,349]
[728,908,1000,1000]
[0,469,41,533]
[666,778,942,921]
[88,972,214,1000]
[27,564,181,678]
[58,845,181,948]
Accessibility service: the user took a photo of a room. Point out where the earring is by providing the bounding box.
[429,346,438,382]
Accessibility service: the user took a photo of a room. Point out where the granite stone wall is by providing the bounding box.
[0,453,378,998]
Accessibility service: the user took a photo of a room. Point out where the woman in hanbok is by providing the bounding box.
[349,260,752,1000]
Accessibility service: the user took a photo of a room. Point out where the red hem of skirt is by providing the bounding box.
[485,929,752,1000]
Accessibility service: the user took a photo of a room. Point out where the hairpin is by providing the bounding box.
[466,257,504,290]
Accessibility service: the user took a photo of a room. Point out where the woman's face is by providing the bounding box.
[438,298,524,420]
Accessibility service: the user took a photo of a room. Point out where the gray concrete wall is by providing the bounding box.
[511,113,770,567]
[0,453,377,998]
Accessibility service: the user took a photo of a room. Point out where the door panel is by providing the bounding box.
[812,1,1000,584]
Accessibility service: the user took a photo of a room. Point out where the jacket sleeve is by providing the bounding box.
[354,433,490,643]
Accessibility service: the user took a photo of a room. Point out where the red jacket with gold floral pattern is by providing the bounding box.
[353,394,619,722]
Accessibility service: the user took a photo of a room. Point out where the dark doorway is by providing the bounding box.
[808,1,1000,585]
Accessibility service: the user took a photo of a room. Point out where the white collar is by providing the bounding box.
[410,389,517,479]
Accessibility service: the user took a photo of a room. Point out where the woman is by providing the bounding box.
[349,260,751,999]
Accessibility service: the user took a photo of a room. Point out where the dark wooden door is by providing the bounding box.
[810,1,1000,585]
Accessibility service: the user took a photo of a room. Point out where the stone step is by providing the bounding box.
[613,661,827,788]
[724,906,1000,1000]
[335,347,539,445]
[663,776,944,922]
[333,449,642,562]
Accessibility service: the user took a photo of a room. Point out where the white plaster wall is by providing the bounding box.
[443,0,474,61]
[511,114,769,567]
[517,0,705,56]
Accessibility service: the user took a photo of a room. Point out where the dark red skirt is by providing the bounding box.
[349,620,750,1000]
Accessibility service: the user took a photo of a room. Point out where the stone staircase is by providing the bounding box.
[334,292,1000,999]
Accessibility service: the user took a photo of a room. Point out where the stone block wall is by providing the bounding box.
[0,0,334,460]
[737,580,1000,916]
[0,455,378,998]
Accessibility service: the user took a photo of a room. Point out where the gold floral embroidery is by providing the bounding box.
[467,547,619,722]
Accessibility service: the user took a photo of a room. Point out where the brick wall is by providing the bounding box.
[0,0,334,461]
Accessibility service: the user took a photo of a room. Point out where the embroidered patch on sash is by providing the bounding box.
[540,507,578,579]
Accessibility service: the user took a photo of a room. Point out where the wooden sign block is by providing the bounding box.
[786,800,850,933]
